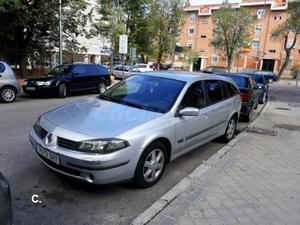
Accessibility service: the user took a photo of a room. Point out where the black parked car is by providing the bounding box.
[217,73,260,122]
[243,72,269,104]
[253,70,277,82]
[201,66,226,74]
[0,173,12,225]
[23,64,111,98]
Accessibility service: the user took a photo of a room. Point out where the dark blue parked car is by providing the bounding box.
[23,64,111,98]
[0,173,12,225]
[243,72,269,104]
[217,73,260,122]
[253,70,277,82]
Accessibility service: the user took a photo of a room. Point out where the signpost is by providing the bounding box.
[119,35,128,80]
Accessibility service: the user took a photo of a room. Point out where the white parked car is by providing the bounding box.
[113,66,141,79]
[135,63,154,72]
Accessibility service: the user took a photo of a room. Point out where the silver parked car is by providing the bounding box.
[113,65,140,79]
[0,61,20,103]
[29,72,241,187]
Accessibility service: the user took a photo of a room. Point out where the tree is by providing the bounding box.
[271,0,300,79]
[147,0,185,69]
[0,0,88,77]
[211,5,254,72]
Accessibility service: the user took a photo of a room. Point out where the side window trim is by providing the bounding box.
[204,79,224,106]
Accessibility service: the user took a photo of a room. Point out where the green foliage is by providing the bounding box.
[0,0,88,74]
[147,0,185,64]
[211,5,254,72]
[271,0,300,79]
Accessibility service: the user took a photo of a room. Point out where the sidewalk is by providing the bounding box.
[132,82,300,225]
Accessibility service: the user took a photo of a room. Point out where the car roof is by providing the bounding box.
[139,71,235,83]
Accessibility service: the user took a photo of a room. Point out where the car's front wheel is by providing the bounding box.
[259,92,266,104]
[134,141,167,188]
[0,87,17,103]
[58,83,67,98]
[98,81,106,94]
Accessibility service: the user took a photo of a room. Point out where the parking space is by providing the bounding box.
[0,93,264,225]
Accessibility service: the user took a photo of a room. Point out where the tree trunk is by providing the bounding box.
[141,54,145,63]
[157,51,163,70]
[277,51,291,80]
[19,55,27,79]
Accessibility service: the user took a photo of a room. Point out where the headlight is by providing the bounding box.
[258,85,262,89]
[37,81,52,86]
[23,80,28,85]
[78,138,129,154]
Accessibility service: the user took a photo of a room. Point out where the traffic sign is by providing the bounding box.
[119,35,128,54]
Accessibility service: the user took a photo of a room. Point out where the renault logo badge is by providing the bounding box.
[44,133,53,145]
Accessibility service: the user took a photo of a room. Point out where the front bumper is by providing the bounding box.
[29,128,136,185]
[22,85,57,96]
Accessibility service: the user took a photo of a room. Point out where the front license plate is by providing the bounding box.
[36,145,60,165]
[26,87,36,91]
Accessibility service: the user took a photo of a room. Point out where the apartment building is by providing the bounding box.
[177,0,300,73]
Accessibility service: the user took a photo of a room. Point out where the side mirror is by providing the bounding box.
[268,79,273,84]
[179,107,199,117]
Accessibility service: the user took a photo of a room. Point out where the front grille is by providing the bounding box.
[34,123,48,139]
[57,137,81,150]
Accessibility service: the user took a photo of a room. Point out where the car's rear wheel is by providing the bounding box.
[58,83,67,98]
[98,81,106,94]
[134,141,167,188]
[245,107,253,122]
[219,116,237,143]
[0,87,17,103]
[259,92,266,104]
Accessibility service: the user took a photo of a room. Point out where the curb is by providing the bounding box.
[132,101,270,225]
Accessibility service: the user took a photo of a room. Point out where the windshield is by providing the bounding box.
[48,65,72,76]
[99,75,185,113]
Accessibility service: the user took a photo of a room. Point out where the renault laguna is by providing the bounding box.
[29,72,241,187]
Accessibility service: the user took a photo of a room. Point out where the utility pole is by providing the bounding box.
[59,0,63,65]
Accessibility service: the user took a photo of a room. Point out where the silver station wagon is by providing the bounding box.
[29,72,241,187]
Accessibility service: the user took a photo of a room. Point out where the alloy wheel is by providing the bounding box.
[143,149,165,183]
[226,118,236,140]
[2,88,15,102]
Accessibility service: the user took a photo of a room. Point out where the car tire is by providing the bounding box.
[244,107,253,122]
[98,81,106,94]
[0,87,17,103]
[259,93,266,104]
[134,141,167,188]
[58,83,67,98]
[219,116,237,143]
[254,100,258,109]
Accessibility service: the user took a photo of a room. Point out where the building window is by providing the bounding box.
[188,27,195,35]
[288,57,293,66]
[200,35,207,39]
[202,20,208,25]
[189,13,196,21]
[287,40,295,49]
[257,9,265,19]
[252,40,260,48]
[269,49,276,53]
[274,16,282,21]
[254,24,262,34]
[211,56,218,65]
[187,40,193,48]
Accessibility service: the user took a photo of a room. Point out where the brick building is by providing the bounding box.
[177,0,300,73]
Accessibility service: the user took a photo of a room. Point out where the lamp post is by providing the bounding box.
[59,0,63,65]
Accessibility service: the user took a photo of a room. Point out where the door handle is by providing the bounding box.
[199,113,208,120]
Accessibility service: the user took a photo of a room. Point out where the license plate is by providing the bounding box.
[36,144,60,165]
[26,87,36,91]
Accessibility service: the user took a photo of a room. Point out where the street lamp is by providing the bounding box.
[59,0,63,65]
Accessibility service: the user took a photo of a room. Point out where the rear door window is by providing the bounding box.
[221,81,232,99]
[0,63,6,73]
[204,80,224,105]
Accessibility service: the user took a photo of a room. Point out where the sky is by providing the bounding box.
[190,0,241,5]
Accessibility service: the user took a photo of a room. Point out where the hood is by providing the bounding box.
[43,98,162,138]
[26,76,58,82]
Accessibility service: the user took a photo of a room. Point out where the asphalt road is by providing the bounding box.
[0,92,263,225]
